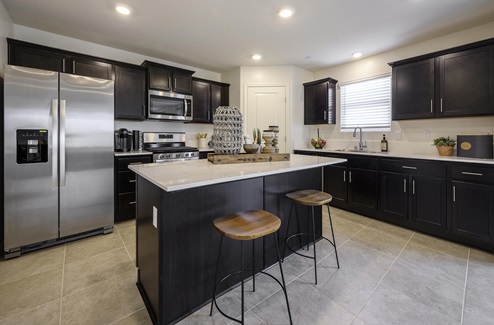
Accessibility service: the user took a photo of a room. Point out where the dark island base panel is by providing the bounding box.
[136,168,323,325]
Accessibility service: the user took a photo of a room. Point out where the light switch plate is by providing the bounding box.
[395,131,402,140]
[423,130,430,139]
[153,206,158,228]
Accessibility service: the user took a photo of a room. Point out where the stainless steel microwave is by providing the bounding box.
[148,90,193,121]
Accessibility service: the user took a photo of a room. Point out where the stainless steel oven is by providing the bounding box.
[143,132,199,162]
[148,90,193,121]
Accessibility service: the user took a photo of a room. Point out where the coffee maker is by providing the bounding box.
[114,128,132,152]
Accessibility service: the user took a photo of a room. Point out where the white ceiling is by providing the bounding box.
[3,0,494,73]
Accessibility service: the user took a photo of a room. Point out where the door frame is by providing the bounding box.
[243,84,290,152]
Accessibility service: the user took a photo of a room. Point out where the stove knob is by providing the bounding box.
[185,153,189,157]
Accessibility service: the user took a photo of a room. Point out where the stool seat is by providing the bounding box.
[286,189,332,206]
[213,209,281,240]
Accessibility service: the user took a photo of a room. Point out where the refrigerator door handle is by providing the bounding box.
[51,99,59,188]
[60,99,67,187]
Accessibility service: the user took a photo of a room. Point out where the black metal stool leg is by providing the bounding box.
[311,206,318,285]
[252,239,256,292]
[274,232,293,325]
[327,204,340,268]
[240,241,244,325]
[210,235,224,316]
[302,205,309,251]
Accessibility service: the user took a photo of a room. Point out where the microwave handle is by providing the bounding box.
[184,99,189,118]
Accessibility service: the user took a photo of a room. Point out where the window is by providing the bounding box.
[340,75,391,131]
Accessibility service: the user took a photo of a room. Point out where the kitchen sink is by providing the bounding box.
[332,149,382,154]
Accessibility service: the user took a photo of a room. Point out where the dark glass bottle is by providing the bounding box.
[381,134,388,152]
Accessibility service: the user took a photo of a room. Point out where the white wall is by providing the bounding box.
[11,25,227,147]
[312,21,494,154]
[0,1,13,76]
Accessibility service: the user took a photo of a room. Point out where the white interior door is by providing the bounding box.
[246,86,287,152]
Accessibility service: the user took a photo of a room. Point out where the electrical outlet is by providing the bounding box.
[485,130,493,135]
[423,130,430,139]
[395,131,402,140]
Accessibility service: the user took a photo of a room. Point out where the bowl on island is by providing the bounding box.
[243,144,260,154]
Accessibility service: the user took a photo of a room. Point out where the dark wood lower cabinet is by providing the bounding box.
[136,168,324,324]
[452,181,494,244]
[380,171,408,223]
[410,175,447,231]
[323,165,347,207]
[348,168,378,213]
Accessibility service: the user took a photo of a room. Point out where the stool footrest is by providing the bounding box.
[285,233,337,260]
[212,269,287,324]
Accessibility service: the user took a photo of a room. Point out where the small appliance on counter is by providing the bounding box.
[457,134,493,159]
[114,128,132,152]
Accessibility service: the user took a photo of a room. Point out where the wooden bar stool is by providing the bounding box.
[210,209,293,325]
[283,190,340,284]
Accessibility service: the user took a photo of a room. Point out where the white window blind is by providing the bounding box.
[340,75,391,131]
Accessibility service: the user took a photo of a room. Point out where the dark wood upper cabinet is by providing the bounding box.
[70,57,113,80]
[438,46,494,117]
[8,38,113,80]
[8,41,70,72]
[390,39,494,120]
[142,61,194,95]
[304,77,337,125]
[392,59,435,120]
[114,65,147,120]
[191,78,230,123]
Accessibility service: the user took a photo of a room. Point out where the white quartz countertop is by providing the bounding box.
[128,154,346,192]
[294,148,494,165]
[114,150,152,156]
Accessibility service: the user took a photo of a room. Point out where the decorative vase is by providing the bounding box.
[212,106,243,155]
[437,146,454,156]
[269,125,280,153]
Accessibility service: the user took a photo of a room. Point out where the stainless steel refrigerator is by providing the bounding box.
[3,65,114,258]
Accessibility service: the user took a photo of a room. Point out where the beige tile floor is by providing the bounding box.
[1,208,494,325]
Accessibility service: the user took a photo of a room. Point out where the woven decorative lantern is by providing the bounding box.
[212,106,243,155]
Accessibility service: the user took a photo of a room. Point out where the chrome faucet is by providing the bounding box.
[353,127,367,151]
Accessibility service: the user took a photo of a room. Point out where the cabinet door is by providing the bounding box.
[392,59,434,120]
[115,65,146,120]
[304,81,331,124]
[452,181,494,243]
[70,57,113,80]
[380,171,408,222]
[324,165,347,208]
[211,83,230,118]
[191,79,211,123]
[411,176,447,231]
[148,65,172,91]
[173,71,193,94]
[9,43,69,72]
[438,46,494,117]
[348,168,378,212]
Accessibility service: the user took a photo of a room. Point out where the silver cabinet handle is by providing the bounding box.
[174,78,177,89]
[129,179,136,183]
[402,166,417,170]
[412,180,415,194]
[453,185,456,202]
[129,201,136,205]
[430,99,433,113]
[461,171,483,176]
[51,99,58,188]
[343,170,346,182]
[404,179,407,193]
[168,77,172,89]
[349,171,352,183]
[440,98,443,112]
[324,110,327,120]
[60,100,66,187]
[72,61,76,73]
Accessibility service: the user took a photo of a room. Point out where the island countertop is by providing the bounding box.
[128,154,346,192]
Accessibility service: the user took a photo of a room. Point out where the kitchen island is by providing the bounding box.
[129,154,346,324]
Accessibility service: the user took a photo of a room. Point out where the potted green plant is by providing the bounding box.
[432,136,456,156]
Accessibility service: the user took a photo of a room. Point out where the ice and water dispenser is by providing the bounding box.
[16,129,49,164]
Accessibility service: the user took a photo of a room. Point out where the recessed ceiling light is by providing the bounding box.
[116,5,131,15]
[352,52,363,58]
[278,8,294,18]
[252,54,262,60]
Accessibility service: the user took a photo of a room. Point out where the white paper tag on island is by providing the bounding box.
[153,206,158,228]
